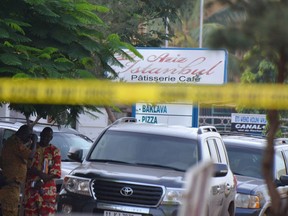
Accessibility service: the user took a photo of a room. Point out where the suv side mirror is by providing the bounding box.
[213,163,228,177]
[67,147,83,163]
[277,175,288,186]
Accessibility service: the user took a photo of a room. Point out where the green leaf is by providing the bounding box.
[39,53,51,59]
[5,20,25,35]
[0,53,22,66]
[3,41,14,48]
[54,57,72,64]
[12,73,31,78]
[0,28,9,38]
[42,47,58,55]
[75,69,95,78]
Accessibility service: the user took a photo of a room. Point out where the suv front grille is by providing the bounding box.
[92,179,163,207]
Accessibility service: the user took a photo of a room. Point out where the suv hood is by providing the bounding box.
[61,161,82,178]
[236,175,267,195]
[71,162,185,187]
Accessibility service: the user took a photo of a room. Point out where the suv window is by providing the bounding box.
[2,129,15,151]
[275,151,286,179]
[215,138,228,164]
[89,130,199,171]
[207,139,220,162]
[48,133,92,161]
[225,145,263,178]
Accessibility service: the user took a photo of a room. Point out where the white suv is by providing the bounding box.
[58,118,236,216]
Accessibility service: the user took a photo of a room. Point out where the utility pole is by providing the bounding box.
[165,17,169,48]
[199,0,204,48]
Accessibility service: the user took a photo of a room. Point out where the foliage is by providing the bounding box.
[0,0,142,125]
[207,0,288,80]
[90,0,184,47]
[207,1,288,215]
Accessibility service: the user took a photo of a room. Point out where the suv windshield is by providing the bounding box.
[88,131,199,171]
[225,145,264,178]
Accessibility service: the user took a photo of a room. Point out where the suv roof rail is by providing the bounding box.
[220,131,265,138]
[0,117,63,128]
[0,117,28,123]
[274,138,288,145]
[198,126,217,134]
[112,117,137,125]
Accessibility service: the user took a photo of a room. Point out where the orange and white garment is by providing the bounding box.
[24,143,61,216]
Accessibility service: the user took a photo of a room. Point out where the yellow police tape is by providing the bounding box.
[0,78,287,109]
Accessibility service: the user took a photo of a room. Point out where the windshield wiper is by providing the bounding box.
[61,159,73,162]
[89,159,135,165]
[233,172,244,176]
[135,163,185,172]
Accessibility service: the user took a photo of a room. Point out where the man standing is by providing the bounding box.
[0,124,36,216]
[24,127,61,216]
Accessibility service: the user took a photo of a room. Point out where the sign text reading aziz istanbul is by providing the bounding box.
[114,50,226,84]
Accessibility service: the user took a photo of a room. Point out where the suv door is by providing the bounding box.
[274,149,288,206]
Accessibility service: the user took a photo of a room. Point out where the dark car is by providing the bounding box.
[223,135,288,216]
[58,117,236,216]
[0,119,93,192]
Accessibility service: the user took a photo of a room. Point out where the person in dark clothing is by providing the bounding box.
[0,125,36,216]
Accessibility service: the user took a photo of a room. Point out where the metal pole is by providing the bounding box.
[165,17,169,48]
[199,0,204,48]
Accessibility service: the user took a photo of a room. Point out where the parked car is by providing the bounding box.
[58,117,236,216]
[0,119,93,192]
[223,134,288,216]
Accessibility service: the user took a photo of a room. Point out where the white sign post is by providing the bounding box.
[135,103,193,125]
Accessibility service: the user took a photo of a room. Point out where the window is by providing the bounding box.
[225,146,263,178]
[89,131,199,171]
[214,138,228,164]
[3,129,15,142]
[1,129,16,156]
[207,139,220,162]
[275,151,286,179]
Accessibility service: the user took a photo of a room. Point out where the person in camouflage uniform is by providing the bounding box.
[0,125,36,216]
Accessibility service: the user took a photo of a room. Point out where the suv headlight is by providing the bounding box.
[235,193,260,209]
[162,187,185,205]
[63,175,92,196]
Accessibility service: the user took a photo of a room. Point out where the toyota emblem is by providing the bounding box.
[120,187,133,196]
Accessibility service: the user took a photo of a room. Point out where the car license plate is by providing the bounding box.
[104,210,141,216]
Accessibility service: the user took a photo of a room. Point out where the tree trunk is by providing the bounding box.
[104,106,117,124]
[263,110,281,215]
[264,46,288,215]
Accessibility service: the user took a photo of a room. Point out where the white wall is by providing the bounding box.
[0,105,109,140]
[76,109,108,141]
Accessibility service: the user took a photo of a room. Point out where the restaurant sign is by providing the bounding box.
[111,48,228,84]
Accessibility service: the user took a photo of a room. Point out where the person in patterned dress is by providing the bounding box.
[24,127,61,216]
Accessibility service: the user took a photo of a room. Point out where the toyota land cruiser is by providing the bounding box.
[58,118,236,216]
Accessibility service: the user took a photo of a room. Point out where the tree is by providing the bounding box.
[86,0,188,123]
[0,0,187,126]
[91,0,184,47]
[208,0,288,215]
[0,0,140,127]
